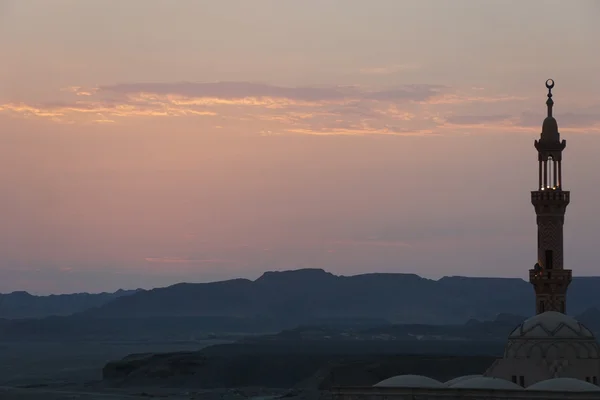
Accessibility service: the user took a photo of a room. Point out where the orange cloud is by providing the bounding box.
[0,99,217,124]
[441,112,600,135]
[2,81,599,136]
[424,93,528,105]
[359,63,420,75]
[61,86,98,96]
[286,127,436,137]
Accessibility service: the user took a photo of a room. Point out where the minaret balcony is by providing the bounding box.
[531,190,570,203]
[529,269,572,283]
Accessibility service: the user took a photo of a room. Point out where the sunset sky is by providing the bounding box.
[1,0,600,294]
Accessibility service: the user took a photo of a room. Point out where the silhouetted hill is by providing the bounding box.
[102,341,503,388]
[79,269,600,324]
[239,312,529,343]
[1,306,599,343]
[0,289,142,318]
[99,309,600,389]
[575,307,600,332]
[3,269,600,341]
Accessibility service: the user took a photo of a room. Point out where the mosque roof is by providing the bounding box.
[373,374,445,388]
[449,376,522,390]
[444,375,482,386]
[526,377,600,392]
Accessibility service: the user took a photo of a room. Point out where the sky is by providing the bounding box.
[1,0,600,294]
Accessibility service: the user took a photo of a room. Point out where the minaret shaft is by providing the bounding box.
[529,80,571,315]
[530,191,571,314]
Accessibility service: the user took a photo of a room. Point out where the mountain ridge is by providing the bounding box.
[5,268,600,323]
[77,268,600,324]
[0,288,142,318]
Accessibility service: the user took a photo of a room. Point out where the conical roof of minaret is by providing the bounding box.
[540,79,560,143]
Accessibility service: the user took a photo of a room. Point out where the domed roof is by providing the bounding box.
[450,376,522,390]
[527,377,600,392]
[509,312,594,339]
[445,375,482,386]
[373,374,445,388]
[541,116,559,142]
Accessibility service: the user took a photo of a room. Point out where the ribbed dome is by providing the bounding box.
[450,376,522,390]
[509,312,594,339]
[527,377,600,392]
[373,374,445,388]
[502,312,600,360]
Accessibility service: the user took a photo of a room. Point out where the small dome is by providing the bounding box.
[527,378,600,392]
[450,377,522,390]
[373,374,445,388]
[509,312,594,339]
[445,375,482,386]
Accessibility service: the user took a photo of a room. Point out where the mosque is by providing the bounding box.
[332,81,600,399]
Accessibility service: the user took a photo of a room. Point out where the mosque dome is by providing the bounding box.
[526,377,600,392]
[509,312,594,339]
[449,376,522,390]
[503,312,600,360]
[373,374,445,388]
[444,375,482,386]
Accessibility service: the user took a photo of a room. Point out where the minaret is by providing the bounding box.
[529,79,571,314]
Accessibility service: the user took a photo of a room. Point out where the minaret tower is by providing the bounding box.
[529,79,571,314]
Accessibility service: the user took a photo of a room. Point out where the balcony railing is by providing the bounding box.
[529,269,572,282]
[531,190,570,202]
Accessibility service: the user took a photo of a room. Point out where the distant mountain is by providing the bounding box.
[3,268,600,340]
[244,312,529,344]
[0,288,142,318]
[575,307,600,332]
[79,268,600,324]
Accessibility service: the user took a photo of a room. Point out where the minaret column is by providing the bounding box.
[558,160,562,188]
[529,79,571,315]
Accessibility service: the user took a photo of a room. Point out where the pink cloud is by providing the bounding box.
[144,257,233,265]
[2,81,599,136]
[332,239,414,248]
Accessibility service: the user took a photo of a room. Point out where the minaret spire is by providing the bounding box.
[546,79,554,118]
[530,79,571,315]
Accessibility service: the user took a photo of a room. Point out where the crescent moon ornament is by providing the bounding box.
[546,79,555,89]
